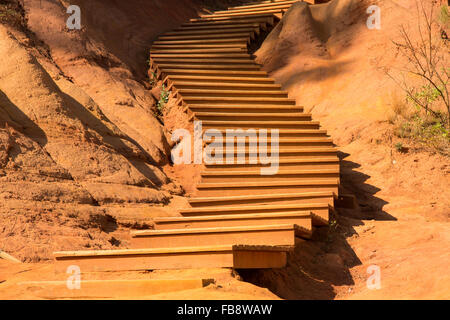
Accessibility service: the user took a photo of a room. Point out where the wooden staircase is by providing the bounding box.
[54,0,338,273]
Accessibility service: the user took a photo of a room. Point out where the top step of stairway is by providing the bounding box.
[228,0,298,11]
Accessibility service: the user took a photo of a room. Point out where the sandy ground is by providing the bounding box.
[252,0,450,299]
[0,0,449,300]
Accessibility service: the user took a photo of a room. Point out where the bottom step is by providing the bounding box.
[53,245,291,272]
[130,224,296,249]
[17,279,214,299]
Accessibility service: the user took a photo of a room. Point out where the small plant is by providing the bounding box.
[326,218,339,244]
[0,2,24,29]
[149,70,157,86]
[439,4,449,26]
[157,84,170,114]
[395,142,404,152]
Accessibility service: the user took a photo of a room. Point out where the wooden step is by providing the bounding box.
[228,0,297,11]
[18,279,214,299]
[186,16,275,26]
[176,22,263,31]
[201,145,337,154]
[199,10,285,20]
[163,28,260,36]
[201,129,330,138]
[190,104,302,113]
[213,7,289,18]
[180,202,331,225]
[179,89,288,98]
[189,191,334,208]
[158,33,255,41]
[202,146,337,158]
[200,119,319,129]
[182,97,296,105]
[54,245,291,272]
[150,48,247,54]
[154,59,259,66]
[151,44,247,50]
[153,212,312,238]
[172,81,281,90]
[158,64,261,71]
[205,157,340,171]
[195,180,339,203]
[168,76,275,84]
[200,169,339,183]
[153,38,249,46]
[195,112,310,121]
[220,3,294,14]
[161,69,268,77]
[130,224,296,249]
[151,53,251,59]
[203,137,333,146]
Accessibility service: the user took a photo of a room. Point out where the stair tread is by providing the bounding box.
[200,10,285,19]
[177,23,262,30]
[151,53,251,58]
[180,89,286,94]
[156,60,260,65]
[197,179,339,188]
[205,157,340,166]
[190,15,276,23]
[195,112,308,117]
[154,38,249,44]
[173,81,280,88]
[170,76,275,82]
[204,146,337,152]
[151,48,246,53]
[228,0,297,10]
[154,211,312,222]
[183,97,295,102]
[181,202,330,213]
[221,4,294,14]
[54,244,291,258]
[190,104,297,109]
[159,33,254,40]
[204,137,331,142]
[165,28,259,35]
[132,224,295,237]
[189,192,334,203]
[201,169,339,176]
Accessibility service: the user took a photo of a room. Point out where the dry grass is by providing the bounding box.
[388,94,450,156]
[0,0,26,30]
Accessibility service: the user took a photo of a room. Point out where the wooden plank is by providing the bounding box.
[54,246,290,272]
[0,251,21,263]
[130,225,296,249]
[17,279,215,299]
[153,212,312,238]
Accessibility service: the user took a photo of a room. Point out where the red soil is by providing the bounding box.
[0,0,449,300]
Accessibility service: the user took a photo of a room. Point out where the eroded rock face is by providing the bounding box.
[0,0,249,262]
[0,24,176,260]
[0,0,207,260]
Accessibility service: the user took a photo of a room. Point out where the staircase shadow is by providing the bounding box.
[239,151,397,300]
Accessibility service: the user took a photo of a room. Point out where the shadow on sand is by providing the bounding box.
[239,152,397,300]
